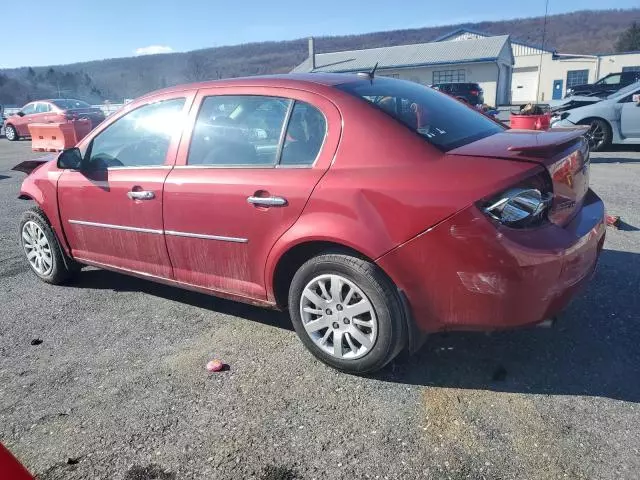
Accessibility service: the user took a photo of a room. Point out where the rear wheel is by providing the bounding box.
[580,118,611,152]
[288,253,406,373]
[19,208,78,284]
[5,124,18,141]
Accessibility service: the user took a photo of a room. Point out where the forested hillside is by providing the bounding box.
[1,8,639,106]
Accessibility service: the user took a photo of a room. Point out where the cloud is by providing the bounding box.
[134,45,174,56]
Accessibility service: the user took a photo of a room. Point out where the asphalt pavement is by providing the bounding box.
[0,139,639,480]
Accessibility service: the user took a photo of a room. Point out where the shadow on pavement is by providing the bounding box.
[377,248,640,403]
[72,268,293,331]
[70,249,639,402]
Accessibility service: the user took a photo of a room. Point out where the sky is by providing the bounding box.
[2,0,638,69]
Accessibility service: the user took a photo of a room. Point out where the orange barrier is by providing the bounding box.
[28,119,92,152]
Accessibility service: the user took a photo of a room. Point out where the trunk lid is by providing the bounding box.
[448,127,591,226]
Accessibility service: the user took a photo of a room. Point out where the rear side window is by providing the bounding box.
[281,102,326,166]
[337,78,504,151]
[188,95,291,166]
[52,99,91,110]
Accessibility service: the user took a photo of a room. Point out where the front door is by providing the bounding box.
[15,102,37,136]
[552,80,563,100]
[57,94,193,278]
[163,88,341,299]
[620,93,640,139]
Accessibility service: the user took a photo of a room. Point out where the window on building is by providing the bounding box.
[432,69,466,84]
[566,70,589,88]
[621,66,640,72]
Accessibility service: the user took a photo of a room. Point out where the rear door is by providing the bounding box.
[163,87,341,299]
[57,93,195,277]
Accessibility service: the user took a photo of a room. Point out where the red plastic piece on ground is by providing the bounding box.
[206,360,224,372]
[510,113,551,130]
[0,443,34,479]
[606,215,620,228]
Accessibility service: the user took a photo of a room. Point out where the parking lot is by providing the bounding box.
[0,139,639,479]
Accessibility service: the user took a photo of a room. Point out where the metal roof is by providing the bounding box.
[434,28,554,53]
[292,35,511,73]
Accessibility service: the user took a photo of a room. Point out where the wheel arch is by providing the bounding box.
[577,116,613,132]
[269,239,424,353]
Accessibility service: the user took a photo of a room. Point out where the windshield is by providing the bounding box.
[52,99,92,110]
[607,82,640,99]
[337,78,504,151]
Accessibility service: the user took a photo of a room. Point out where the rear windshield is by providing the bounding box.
[52,99,91,110]
[337,78,504,151]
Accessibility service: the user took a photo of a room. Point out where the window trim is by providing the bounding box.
[84,97,187,170]
[566,69,589,88]
[183,95,328,169]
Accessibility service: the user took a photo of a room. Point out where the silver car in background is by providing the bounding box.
[551,81,640,151]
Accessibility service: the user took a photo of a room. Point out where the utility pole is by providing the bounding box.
[535,0,550,102]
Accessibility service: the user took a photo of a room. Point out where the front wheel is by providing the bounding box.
[5,124,19,141]
[19,208,78,284]
[288,253,406,373]
[581,118,611,152]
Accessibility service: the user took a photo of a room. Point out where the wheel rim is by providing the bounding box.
[586,121,605,150]
[22,221,53,275]
[5,126,15,140]
[300,274,378,360]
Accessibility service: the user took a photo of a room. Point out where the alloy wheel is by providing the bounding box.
[299,274,378,360]
[22,221,53,275]
[5,126,16,141]
[586,121,605,150]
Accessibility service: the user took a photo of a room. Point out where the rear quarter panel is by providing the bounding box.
[265,93,539,300]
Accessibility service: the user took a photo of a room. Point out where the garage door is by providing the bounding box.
[511,67,538,103]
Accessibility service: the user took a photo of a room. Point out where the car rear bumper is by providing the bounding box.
[377,189,606,332]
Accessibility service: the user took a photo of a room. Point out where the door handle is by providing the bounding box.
[247,195,287,207]
[127,190,155,200]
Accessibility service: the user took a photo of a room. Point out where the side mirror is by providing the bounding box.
[16,111,25,117]
[633,94,640,106]
[57,148,83,170]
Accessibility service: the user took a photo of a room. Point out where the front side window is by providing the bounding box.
[281,102,326,166]
[21,103,37,115]
[188,95,291,166]
[337,77,504,151]
[567,70,589,88]
[598,74,621,85]
[87,98,185,169]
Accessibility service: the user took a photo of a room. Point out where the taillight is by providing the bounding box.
[470,90,479,96]
[65,112,78,120]
[480,168,553,228]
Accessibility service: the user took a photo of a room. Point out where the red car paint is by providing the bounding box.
[4,99,105,138]
[18,74,605,335]
[0,443,33,479]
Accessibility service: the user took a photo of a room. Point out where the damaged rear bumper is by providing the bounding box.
[377,189,606,332]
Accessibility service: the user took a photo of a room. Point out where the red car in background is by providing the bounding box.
[15,74,605,373]
[4,98,105,141]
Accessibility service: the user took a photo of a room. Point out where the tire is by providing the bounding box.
[19,207,78,284]
[288,253,406,374]
[5,124,19,141]
[580,118,611,152]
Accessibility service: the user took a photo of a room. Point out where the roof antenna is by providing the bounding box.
[368,62,379,81]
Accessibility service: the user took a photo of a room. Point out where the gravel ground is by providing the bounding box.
[0,139,639,480]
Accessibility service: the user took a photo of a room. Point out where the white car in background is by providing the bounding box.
[551,81,640,151]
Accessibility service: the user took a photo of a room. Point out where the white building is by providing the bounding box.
[293,29,640,105]
[292,35,514,106]
[433,28,640,103]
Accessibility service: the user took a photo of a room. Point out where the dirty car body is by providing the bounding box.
[16,74,606,373]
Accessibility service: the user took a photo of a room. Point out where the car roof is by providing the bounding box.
[139,73,364,99]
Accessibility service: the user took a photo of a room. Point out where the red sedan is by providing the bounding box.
[4,98,105,141]
[15,74,605,373]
